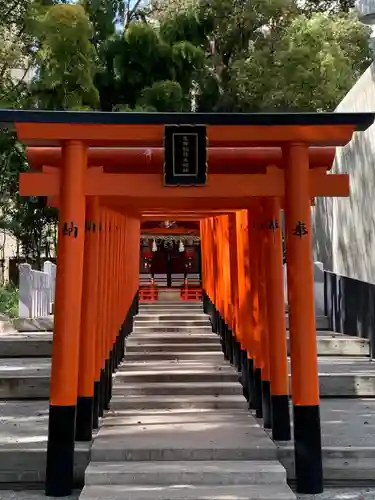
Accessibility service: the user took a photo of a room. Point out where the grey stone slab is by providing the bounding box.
[315,330,365,339]
[84,460,287,486]
[134,320,210,327]
[309,399,375,448]
[138,309,205,314]
[296,488,375,500]
[111,381,242,396]
[287,334,370,357]
[135,314,209,320]
[114,368,238,383]
[286,358,375,397]
[133,326,213,333]
[315,357,375,373]
[0,449,88,484]
[0,359,50,399]
[123,351,224,362]
[109,394,248,411]
[140,302,202,307]
[117,359,230,370]
[126,342,221,351]
[286,316,329,330]
[91,409,277,462]
[101,408,263,427]
[0,359,51,378]
[0,401,90,484]
[276,398,375,480]
[79,484,296,500]
[0,401,49,449]
[129,330,216,339]
[0,333,52,358]
[138,308,204,314]
[0,491,80,500]
[317,358,375,396]
[12,317,53,333]
[317,374,375,397]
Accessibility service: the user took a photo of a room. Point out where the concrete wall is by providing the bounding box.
[312,63,375,284]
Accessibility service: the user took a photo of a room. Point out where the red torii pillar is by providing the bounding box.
[45,141,87,496]
[284,143,323,493]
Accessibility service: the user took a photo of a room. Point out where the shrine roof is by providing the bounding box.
[0,109,374,130]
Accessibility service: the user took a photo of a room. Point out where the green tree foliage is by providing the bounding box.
[160,0,370,111]
[301,0,355,14]
[228,11,371,111]
[0,281,19,318]
[0,0,35,107]
[33,3,99,109]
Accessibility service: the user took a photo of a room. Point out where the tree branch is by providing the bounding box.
[125,0,144,28]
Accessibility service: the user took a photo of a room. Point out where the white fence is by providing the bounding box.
[17,260,323,318]
[19,261,56,318]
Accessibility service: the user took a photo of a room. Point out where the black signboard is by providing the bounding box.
[164,125,207,186]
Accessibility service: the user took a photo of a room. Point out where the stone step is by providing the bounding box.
[286,315,329,330]
[0,333,52,358]
[12,316,53,333]
[138,310,205,316]
[134,320,210,327]
[114,364,239,384]
[5,369,375,399]
[133,325,213,334]
[134,316,329,329]
[124,351,224,362]
[102,408,261,425]
[126,337,370,358]
[79,484,296,500]
[126,342,221,352]
[90,411,277,463]
[136,314,208,321]
[0,358,50,399]
[140,302,202,307]
[127,335,219,345]
[0,399,90,483]
[112,381,242,396]
[2,356,375,399]
[109,394,247,410]
[84,460,287,486]
[287,333,370,357]
[0,331,367,358]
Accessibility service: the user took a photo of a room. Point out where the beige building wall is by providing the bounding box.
[312,63,375,283]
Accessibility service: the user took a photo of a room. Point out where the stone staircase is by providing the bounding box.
[0,299,374,486]
[0,317,89,484]
[80,301,296,500]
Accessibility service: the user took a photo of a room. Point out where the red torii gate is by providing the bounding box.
[2,109,373,497]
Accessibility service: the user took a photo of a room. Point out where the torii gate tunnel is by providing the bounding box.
[3,110,374,497]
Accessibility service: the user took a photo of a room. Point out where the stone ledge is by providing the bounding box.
[278,446,375,481]
[12,317,53,333]
[0,446,90,484]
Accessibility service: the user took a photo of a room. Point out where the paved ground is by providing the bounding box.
[0,487,375,499]
[297,489,375,499]
[0,492,80,499]
[2,356,375,379]
[0,401,48,449]
[0,359,50,378]
[263,398,375,449]
[318,398,375,448]
[2,399,375,450]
